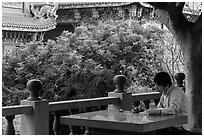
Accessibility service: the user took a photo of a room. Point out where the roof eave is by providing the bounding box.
[2,26,56,32]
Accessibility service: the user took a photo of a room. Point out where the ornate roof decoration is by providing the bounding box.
[2,14,57,32]
[58,2,135,9]
[30,2,58,19]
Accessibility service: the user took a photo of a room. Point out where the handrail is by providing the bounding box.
[49,96,120,112]
[2,92,160,116]
[2,105,33,116]
[132,92,161,102]
[49,92,161,112]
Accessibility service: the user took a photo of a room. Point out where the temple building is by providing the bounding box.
[2,2,201,54]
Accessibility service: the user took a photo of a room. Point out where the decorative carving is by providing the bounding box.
[30,2,58,19]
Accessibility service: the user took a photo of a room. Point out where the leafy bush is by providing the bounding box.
[2,19,166,106]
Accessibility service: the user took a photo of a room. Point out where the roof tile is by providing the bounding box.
[2,15,57,31]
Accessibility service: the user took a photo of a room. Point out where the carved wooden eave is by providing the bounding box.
[58,2,135,9]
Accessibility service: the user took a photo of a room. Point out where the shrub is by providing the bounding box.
[2,19,166,106]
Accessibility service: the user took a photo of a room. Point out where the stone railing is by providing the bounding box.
[2,73,185,135]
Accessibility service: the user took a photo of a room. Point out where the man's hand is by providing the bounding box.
[146,109,161,115]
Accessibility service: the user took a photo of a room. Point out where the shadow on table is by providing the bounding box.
[91,128,202,135]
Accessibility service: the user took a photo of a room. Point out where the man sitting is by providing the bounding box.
[146,71,190,135]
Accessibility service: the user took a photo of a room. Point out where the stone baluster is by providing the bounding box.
[68,109,77,135]
[174,73,185,92]
[20,79,49,135]
[108,75,132,111]
[69,125,77,135]
[5,115,15,135]
[85,127,92,135]
[53,111,61,135]
[83,108,93,135]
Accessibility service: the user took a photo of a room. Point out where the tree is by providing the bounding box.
[161,32,185,75]
[147,2,202,132]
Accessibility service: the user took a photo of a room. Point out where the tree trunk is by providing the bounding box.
[147,2,202,132]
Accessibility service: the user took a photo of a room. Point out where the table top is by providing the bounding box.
[60,109,188,132]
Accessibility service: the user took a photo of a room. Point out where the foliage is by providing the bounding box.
[3,19,173,106]
[142,21,185,76]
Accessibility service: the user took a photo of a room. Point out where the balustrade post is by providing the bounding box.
[5,115,15,135]
[53,111,61,135]
[108,75,132,111]
[174,73,185,92]
[20,79,49,135]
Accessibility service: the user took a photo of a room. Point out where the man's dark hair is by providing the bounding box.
[153,72,172,87]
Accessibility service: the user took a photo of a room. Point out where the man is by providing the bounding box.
[147,71,190,134]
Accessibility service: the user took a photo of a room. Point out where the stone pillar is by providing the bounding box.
[20,79,49,135]
[108,75,132,111]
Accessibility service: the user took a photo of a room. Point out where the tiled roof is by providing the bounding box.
[58,2,135,9]
[2,14,57,32]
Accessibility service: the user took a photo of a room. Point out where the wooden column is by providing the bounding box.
[20,79,49,135]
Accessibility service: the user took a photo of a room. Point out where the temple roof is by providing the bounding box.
[2,14,57,32]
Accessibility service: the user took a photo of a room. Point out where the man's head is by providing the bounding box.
[153,72,172,93]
